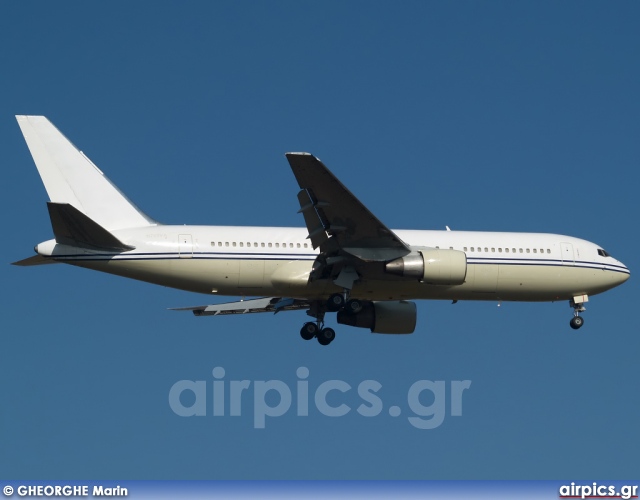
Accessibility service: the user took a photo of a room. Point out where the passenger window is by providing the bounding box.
[275,243,279,248]
[225,242,229,247]
[491,248,495,252]
[261,243,265,247]
[484,247,488,252]
[498,248,502,253]
[239,242,243,247]
[533,248,537,253]
[297,243,301,248]
[232,242,236,247]
[505,248,509,253]
[526,249,530,253]
[304,243,308,248]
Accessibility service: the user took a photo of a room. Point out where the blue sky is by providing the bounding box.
[1,1,638,479]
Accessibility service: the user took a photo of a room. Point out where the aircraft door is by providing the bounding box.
[179,234,193,258]
[561,242,574,265]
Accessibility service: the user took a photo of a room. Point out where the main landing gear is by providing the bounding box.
[300,290,361,346]
[299,300,336,346]
[300,321,336,346]
[569,296,587,330]
[300,265,363,346]
[326,292,363,314]
[326,292,345,312]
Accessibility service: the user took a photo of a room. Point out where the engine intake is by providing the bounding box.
[337,300,416,334]
[385,249,467,285]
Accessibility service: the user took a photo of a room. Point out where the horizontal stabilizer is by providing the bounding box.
[12,254,59,266]
[171,297,310,316]
[47,202,134,251]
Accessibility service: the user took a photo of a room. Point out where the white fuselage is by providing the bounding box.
[37,225,630,303]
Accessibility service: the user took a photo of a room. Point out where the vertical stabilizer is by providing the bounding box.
[16,115,155,230]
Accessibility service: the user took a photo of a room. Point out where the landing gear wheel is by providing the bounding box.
[345,298,363,314]
[326,293,345,312]
[300,322,318,340]
[570,316,584,330]
[317,327,336,346]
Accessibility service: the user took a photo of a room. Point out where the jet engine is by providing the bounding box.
[385,249,467,285]
[337,300,416,334]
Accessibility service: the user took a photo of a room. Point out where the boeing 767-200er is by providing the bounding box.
[13,116,630,345]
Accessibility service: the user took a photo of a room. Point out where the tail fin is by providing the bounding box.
[16,115,155,231]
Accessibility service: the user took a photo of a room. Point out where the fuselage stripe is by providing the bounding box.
[49,253,630,274]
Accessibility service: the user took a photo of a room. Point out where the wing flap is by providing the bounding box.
[297,189,329,249]
[171,297,310,316]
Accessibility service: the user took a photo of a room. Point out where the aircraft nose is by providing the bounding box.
[613,260,630,286]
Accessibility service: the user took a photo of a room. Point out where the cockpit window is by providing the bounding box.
[597,248,610,257]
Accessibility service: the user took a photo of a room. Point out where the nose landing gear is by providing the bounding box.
[569,296,587,330]
[570,316,584,329]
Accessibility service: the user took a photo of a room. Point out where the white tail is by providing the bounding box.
[16,115,155,230]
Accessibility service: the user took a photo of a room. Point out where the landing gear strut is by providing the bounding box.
[301,265,361,345]
[569,297,587,330]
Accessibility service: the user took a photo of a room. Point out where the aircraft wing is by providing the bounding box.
[286,152,410,262]
[171,297,310,316]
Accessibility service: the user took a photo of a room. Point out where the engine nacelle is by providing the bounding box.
[385,249,467,285]
[337,300,416,334]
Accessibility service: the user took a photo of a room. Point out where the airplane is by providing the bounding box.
[13,115,630,346]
